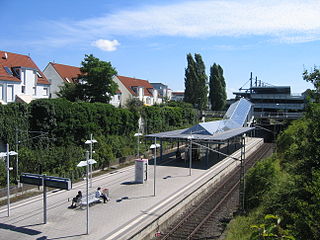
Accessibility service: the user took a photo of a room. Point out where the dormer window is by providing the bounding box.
[131,86,138,93]
[12,67,20,78]
[4,66,13,75]
[36,71,42,78]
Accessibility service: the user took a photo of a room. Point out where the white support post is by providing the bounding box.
[6,144,10,217]
[86,150,89,235]
[153,137,156,197]
[89,134,93,188]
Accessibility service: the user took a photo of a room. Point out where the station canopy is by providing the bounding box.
[146,98,254,143]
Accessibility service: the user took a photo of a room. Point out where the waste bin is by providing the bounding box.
[135,158,148,183]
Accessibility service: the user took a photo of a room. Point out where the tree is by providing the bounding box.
[194,54,208,110]
[250,215,295,240]
[303,66,320,102]
[184,53,197,104]
[184,53,208,110]
[80,54,118,103]
[209,63,227,111]
[57,54,118,103]
[57,82,85,102]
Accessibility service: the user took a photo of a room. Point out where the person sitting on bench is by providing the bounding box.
[69,191,82,208]
[95,187,109,203]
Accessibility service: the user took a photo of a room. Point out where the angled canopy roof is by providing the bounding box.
[146,98,254,143]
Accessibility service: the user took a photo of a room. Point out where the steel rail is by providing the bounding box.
[160,143,272,240]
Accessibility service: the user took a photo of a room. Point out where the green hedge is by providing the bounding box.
[0,99,197,186]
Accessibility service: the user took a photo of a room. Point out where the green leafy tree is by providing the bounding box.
[57,54,118,103]
[209,63,227,110]
[80,54,118,103]
[57,82,85,102]
[303,66,320,102]
[126,98,144,113]
[250,215,295,240]
[184,53,208,110]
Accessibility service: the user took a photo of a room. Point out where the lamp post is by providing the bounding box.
[85,134,97,188]
[77,151,97,235]
[134,132,143,159]
[150,138,160,197]
[0,144,18,217]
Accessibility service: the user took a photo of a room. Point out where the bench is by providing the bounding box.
[69,188,110,209]
[79,192,102,208]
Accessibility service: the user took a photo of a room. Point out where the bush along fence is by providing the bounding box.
[0,99,197,186]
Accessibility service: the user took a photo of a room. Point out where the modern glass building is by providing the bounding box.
[233,73,306,120]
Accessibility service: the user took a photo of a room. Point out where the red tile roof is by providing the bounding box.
[117,75,154,96]
[51,62,122,94]
[0,51,50,85]
[50,62,82,83]
[172,92,184,95]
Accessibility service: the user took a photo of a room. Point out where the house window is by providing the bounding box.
[21,86,25,94]
[33,87,36,95]
[0,85,3,100]
[43,87,48,96]
[7,85,14,102]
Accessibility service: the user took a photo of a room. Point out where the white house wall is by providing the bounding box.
[43,63,64,98]
[112,76,132,106]
[0,69,49,104]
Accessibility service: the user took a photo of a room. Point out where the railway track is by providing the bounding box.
[158,143,273,240]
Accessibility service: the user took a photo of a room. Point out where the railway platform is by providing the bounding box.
[0,137,264,240]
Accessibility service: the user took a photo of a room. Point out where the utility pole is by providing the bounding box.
[239,135,246,213]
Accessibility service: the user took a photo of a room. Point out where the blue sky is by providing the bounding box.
[1,0,319,98]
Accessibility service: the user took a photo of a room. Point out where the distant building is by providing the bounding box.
[43,62,121,107]
[233,74,306,120]
[113,75,160,106]
[151,83,172,101]
[0,51,50,104]
[171,92,184,102]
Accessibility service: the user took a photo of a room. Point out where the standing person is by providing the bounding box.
[95,187,108,203]
[69,191,82,208]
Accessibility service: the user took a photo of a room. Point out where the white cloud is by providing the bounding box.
[72,0,320,43]
[92,39,120,51]
[41,0,320,46]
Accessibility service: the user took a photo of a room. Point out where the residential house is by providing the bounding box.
[43,62,81,98]
[113,75,160,106]
[171,92,184,101]
[43,62,121,107]
[0,51,50,104]
[151,83,172,101]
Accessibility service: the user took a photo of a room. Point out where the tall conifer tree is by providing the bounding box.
[184,53,196,104]
[194,54,208,110]
[209,63,227,110]
[184,53,208,110]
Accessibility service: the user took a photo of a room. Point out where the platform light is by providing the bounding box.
[0,144,18,217]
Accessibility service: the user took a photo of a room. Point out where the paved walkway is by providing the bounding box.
[0,137,263,240]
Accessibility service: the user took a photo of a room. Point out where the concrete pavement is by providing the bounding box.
[0,137,263,240]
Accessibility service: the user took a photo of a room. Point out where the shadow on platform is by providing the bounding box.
[148,142,242,170]
[0,222,42,236]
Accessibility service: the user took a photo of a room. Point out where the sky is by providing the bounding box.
[1,0,319,98]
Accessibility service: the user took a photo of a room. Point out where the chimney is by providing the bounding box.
[2,52,8,59]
